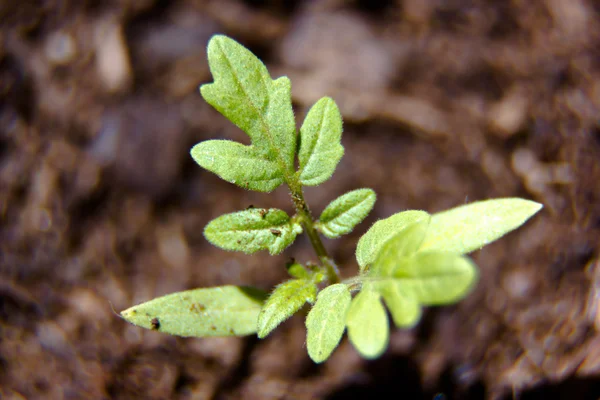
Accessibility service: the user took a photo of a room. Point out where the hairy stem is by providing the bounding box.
[288,181,340,284]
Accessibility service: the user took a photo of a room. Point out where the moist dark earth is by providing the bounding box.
[2,1,600,399]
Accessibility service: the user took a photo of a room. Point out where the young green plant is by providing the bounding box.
[121,35,543,363]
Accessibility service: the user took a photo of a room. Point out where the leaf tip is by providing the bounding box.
[256,322,269,339]
[529,200,544,214]
[206,33,231,53]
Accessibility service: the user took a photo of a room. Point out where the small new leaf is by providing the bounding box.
[420,198,543,254]
[298,97,344,186]
[306,283,351,363]
[286,261,310,279]
[346,289,389,359]
[198,35,296,189]
[257,279,317,338]
[191,140,284,192]
[120,286,267,337]
[356,210,430,271]
[317,189,376,238]
[204,208,302,255]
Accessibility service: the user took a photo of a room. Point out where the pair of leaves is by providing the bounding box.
[121,198,543,364]
[191,35,343,191]
[356,198,543,270]
[204,188,375,255]
[306,198,543,362]
[120,286,267,337]
[350,198,543,354]
[364,219,477,331]
[204,208,302,255]
[305,283,391,362]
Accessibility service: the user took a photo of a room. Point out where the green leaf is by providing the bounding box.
[298,97,344,186]
[120,286,267,337]
[191,140,284,192]
[346,289,389,359]
[371,218,430,276]
[317,189,376,238]
[204,208,302,255]
[376,282,421,328]
[257,279,317,338]
[286,261,310,279]
[420,198,543,254]
[379,251,478,305]
[306,283,351,363]
[199,35,296,186]
[356,210,430,271]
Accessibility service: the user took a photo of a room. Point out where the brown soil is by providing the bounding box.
[2,1,600,399]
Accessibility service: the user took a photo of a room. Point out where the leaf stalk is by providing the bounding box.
[288,181,340,284]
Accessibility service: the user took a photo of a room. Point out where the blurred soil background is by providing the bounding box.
[2,0,600,399]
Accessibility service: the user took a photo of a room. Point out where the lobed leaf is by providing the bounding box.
[346,288,389,359]
[356,210,430,271]
[317,189,376,239]
[306,283,351,363]
[420,198,543,254]
[298,97,344,186]
[204,208,302,255]
[257,279,317,338]
[191,140,284,192]
[120,286,267,337]
[198,35,296,188]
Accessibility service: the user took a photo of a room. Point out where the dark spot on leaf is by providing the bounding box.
[270,228,281,236]
[190,303,206,313]
[211,325,217,331]
[229,328,235,335]
[259,209,268,218]
[151,318,160,330]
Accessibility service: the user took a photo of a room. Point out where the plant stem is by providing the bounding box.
[288,182,340,284]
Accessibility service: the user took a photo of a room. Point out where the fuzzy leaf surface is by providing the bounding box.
[373,251,478,305]
[191,140,284,192]
[198,35,296,187]
[317,189,376,238]
[420,198,543,254]
[120,286,267,337]
[346,289,389,359]
[372,219,430,276]
[376,282,421,328]
[356,210,430,271]
[306,283,351,363]
[298,97,344,186]
[286,262,310,279]
[257,279,317,338]
[204,208,302,255]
